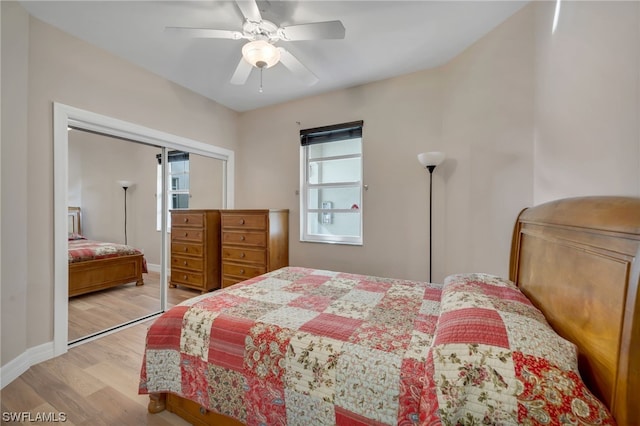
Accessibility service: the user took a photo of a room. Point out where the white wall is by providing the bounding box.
[533,1,640,202]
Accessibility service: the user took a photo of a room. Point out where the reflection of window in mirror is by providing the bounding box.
[156,151,190,230]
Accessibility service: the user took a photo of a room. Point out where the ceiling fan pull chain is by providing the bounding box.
[259,67,264,93]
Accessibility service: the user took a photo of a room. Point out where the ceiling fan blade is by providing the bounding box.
[235,0,262,23]
[279,20,345,41]
[165,27,242,40]
[230,58,253,85]
[278,48,319,86]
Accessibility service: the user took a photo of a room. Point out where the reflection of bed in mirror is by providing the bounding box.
[140,196,639,425]
[68,206,146,297]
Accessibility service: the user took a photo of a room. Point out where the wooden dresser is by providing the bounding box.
[220,209,289,288]
[170,209,221,293]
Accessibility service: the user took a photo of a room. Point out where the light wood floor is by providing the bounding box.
[69,272,197,341]
[2,272,204,425]
[1,322,190,425]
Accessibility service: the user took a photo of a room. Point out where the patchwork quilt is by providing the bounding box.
[68,236,147,273]
[140,267,441,424]
[139,267,615,425]
[419,273,615,425]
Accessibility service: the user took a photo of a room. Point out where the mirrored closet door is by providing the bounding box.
[67,129,226,344]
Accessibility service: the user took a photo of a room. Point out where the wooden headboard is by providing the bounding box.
[510,196,639,425]
[68,206,81,235]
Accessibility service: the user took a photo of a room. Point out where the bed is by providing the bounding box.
[139,196,639,425]
[68,206,146,297]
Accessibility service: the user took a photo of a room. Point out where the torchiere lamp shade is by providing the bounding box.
[417,151,445,168]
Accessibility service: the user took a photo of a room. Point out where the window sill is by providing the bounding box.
[300,238,363,246]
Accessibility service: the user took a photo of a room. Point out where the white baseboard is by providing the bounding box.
[1,341,55,389]
[145,263,170,275]
[146,262,161,273]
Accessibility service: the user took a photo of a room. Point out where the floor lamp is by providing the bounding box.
[417,152,445,282]
[117,180,134,245]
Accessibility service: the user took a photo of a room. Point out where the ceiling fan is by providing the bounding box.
[166,0,346,89]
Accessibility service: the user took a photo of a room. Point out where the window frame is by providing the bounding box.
[299,121,364,245]
[156,150,190,231]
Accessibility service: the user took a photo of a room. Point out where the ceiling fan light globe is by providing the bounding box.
[242,40,280,68]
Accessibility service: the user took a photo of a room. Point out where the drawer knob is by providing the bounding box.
[183,261,188,266]
[183,275,188,280]
[184,218,189,223]
[240,218,245,225]
[184,247,188,252]
[240,235,246,241]
[240,252,246,258]
[240,269,245,275]
[184,232,188,237]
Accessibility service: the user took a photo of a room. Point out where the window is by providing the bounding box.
[300,121,363,245]
[156,151,190,230]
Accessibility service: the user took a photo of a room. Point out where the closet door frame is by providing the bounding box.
[53,102,235,356]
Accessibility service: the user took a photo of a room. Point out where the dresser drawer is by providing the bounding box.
[222,231,266,247]
[221,214,267,230]
[171,270,204,286]
[171,255,203,271]
[222,263,266,279]
[221,247,266,264]
[169,209,221,293]
[171,227,204,243]
[171,242,204,257]
[172,212,204,227]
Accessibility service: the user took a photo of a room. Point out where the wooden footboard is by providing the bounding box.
[69,253,144,297]
[148,393,243,426]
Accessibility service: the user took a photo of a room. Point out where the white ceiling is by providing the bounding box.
[20,1,528,112]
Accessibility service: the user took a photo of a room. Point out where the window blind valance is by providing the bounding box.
[300,120,363,146]
[156,150,189,164]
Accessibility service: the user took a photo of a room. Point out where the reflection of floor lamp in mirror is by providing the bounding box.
[417,152,445,283]
[117,180,134,245]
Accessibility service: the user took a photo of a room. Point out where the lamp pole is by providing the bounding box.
[427,165,435,283]
[417,151,445,283]
[122,185,128,245]
[117,180,133,245]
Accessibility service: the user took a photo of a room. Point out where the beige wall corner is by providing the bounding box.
[1,0,30,374]
[533,1,640,202]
